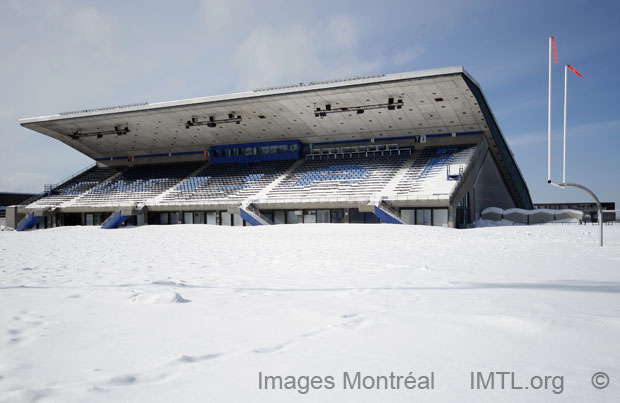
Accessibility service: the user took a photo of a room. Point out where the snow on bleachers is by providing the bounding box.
[70,162,204,206]
[394,144,477,197]
[266,154,409,200]
[161,160,294,203]
[27,166,119,208]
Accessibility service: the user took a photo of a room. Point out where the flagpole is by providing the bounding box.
[547,37,552,183]
[563,65,568,184]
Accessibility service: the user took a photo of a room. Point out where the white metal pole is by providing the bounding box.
[563,65,568,184]
[548,37,552,183]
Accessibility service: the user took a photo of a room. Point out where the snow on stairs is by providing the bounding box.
[249,158,305,203]
[238,159,305,226]
[376,150,420,199]
[149,162,209,205]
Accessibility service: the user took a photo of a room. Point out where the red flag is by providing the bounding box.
[552,37,558,63]
[568,64,583,78]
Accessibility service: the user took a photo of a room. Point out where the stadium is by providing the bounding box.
[8,66,532,230]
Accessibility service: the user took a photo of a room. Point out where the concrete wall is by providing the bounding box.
[5,206,25,229]
[472,151,516,220]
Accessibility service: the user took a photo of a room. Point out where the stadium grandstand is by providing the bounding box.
[8,66,532,230]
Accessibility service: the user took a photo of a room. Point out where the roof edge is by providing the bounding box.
[19,66,466,125]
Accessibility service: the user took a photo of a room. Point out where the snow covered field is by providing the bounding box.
[1,224,619,402]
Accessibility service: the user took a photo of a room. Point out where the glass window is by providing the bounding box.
[260,146,270,155]
[400,209,415,224]
[194,212,205,224]
[416,209,432,226]
[262,211,274,223]
[169,212,179,225]
[160,212,169,225]
[184,212,193,224]
[274,211,286,225]
[206,211,217,225]
[433,209,448,227]
[286,210,299,224]
[364,212,380,224]
[85,214,93,226]
[317,210,330,223]
[349,208,364,223]
[136,213,145,226]
[279,145,288,153]
[290,144,298,152]
[331,209,345,223]
[303,210,317,223]
[221,212,231,226]
[233,213,244,226]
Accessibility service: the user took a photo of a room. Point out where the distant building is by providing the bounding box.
[534,202,616,222]
[0,192,36,219]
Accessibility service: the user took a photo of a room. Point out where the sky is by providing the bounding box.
[1,0,619,205]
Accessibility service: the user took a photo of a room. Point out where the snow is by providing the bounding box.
[1,224,619,402]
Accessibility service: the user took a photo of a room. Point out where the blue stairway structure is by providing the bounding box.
[373,201,406,224]
[16,212,41,231]
[101,210,131,229]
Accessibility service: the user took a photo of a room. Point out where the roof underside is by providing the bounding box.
[19,66,532,208]
[20,67,490,159]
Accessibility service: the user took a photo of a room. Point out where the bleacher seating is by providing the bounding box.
[27,166,119,208]
[25,144,478,210]
[266,154,410,200]
[161,160,294,203]
[70,162,203,206]
[394,145,477,197]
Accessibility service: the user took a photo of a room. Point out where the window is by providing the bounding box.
[433,209,448,227]
[286,210,299,224]
[349,208,364,223]
[233,213,244,226]
[170,212,179,225]
[274,211,286,224]
[400,209,415,224]
[416,209,432,226]
[206,211,217,225]
[184,212,193,224]
[331,210,345,223]
[317,210,330,223]
[364,212,380,224]
[221,212,231,226]
[160,212,169,225]
[303,210,317,223]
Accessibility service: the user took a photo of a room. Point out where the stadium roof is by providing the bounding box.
[19,66,533,208]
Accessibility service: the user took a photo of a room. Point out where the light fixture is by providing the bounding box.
[70,125,130,140]
[314,98,403,118]
[186,113,242,129]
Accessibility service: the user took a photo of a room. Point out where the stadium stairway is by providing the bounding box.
[376,150,421,199]
[373,201,406,224]
[149,162,209,205]
[16,212,41,231]
[101,210,131,229]
[240,204,272,226]
[246,158,305,204]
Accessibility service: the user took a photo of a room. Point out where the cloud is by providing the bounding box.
[231,16,383,89]
[200,0,255,37]
[391,45,425,67]
[0,172,56,194]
